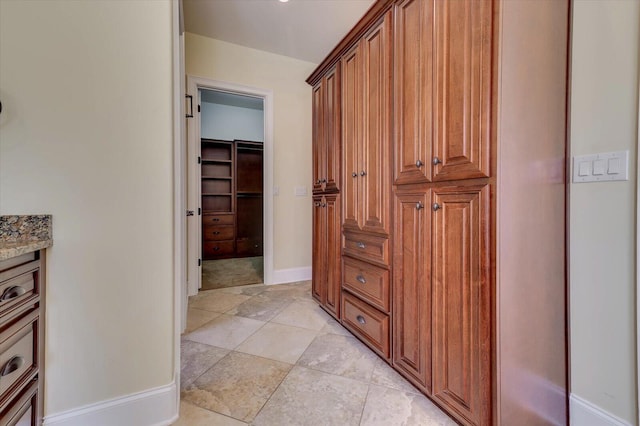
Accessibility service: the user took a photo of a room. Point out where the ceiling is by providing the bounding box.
[183,0,376,64]
[201,89,264,110]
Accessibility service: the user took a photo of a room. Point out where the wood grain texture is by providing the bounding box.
[392,190,432,393]
[324,194,341,318]
[341,44,361,232]
[431,184,490,426]
[393,0,434,185]
[433,0,492,182]
[312,83,325,194]
[324,65,342,193]
[342,256,390,312]
[312,196,325,305]
[342,291,390,360]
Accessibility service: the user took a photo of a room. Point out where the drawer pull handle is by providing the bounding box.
[321,178,327,183]
[213,218,220,222]
[1,356,24,377]
[213,231,220,235]
[356,242,366,249]
[214,247,220,251]
[356,275,366,284]
[1,286,26,302]
[356,315,366,325]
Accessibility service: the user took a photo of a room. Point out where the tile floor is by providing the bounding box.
[175,281,456,426]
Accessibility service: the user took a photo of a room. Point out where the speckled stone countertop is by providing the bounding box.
[0,215,53,260]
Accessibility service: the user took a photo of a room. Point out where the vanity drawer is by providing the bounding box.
[203,241,234,258]
[202,225,234,241]
[0,271,38,319]
[203,214,234,226]
[342,257,389,312]
[343,232,389,267]
[342,292,390,359]
[0,378,38,426]
[0,309,38,402]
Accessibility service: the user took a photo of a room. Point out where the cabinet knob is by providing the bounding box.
[321,203,327,208]
[1,356,24,377]
[416,159,423,167]
[356,242,366,249]
[352,172,358,178]
[0,286,26,302]
[316,179,321,184]
[356,274,366,284]
[416,202,424,210]
[321,178,327,183]
[213,218,220,222]
[432,203,441,211]
[356,315,366,325]
[213,231,220,235]
[360,170,366,177]
[314,202,320,207]
[432,157,442,165]
[214,246,220,251]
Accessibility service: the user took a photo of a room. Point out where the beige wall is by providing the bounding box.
[186,33,316,271]
[570,0,638,423]
[0,0,175,416]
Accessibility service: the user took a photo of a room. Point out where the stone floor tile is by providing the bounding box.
[235,322,318,364]
[183,314,265,349]
[226,293,293,321]
[184,308,222,334]
[270,299,331,331]
[180,341,229,389]
[370,357,421,394]
[173,401,247,426]
[189,292,252,313]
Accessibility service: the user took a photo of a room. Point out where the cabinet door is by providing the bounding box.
[393,190,432,392]
[361,10,392,236]
[324,194,341,318]
[312,82,325,193]
[394,0,434,185]
[311,196,326,304]
[342,44,362,231]
[324,65,341,193]
[431,185,490,426]
[433,0,492,181]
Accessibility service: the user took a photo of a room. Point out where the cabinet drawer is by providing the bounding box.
[0,310,38,402]
[343,232,389,266]
[342,292,390,359]
[343,257,389,312]
[0,271,38,319]
[236,239,262,256]
[0,378,37,426]
[203,241,234,258]
[202,226,234,241]
[203,214,234,226]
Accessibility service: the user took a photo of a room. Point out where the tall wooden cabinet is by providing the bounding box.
[308,0,569,425]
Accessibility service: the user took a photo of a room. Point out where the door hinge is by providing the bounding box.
[198,156,201,164]
[198,258,202,267]
[197,104,201,113]
[185,94,194,118]
[198,207,201,215]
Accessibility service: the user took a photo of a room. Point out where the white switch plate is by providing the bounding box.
[294,186,307,196]
[572,150,628,183]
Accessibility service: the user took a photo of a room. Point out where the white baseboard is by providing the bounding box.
[570,394,632,426]
[44,381,178,426]
[271,266,311,285]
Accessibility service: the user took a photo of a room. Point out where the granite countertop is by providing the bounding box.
[0,215,53,260]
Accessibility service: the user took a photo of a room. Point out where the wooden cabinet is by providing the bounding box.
[201,139,263,260]
[313,65,341,194]
[0,251,45,426]
[342,11,392,236]
[312,194,341,319]
[308,0,569,424]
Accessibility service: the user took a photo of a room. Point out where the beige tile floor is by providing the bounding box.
[175,281,456,426]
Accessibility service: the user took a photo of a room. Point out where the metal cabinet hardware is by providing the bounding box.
[213,231,220,235]
[0,286,26,302]
[432,157,442,165]
[416,202,424,210]
[314,202,321,207]
[356,275,366,284]
[321,178,327,183]
[356,242,366,249]
[360,170,366,176]
[321,203,327,208]
[416,159,423,167]
[352,172,358,177]
[1,356,24,377]
[432,203,441,211]
[186,210,194,217]
[356,315,366,325]
[213,218,220,222]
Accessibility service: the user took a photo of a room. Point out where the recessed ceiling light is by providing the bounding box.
[279,0,289,3]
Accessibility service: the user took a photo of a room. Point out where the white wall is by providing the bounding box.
[186,34,315,271]
[570,1,639,424]
[0,0,175,417]
[201,101,264,142]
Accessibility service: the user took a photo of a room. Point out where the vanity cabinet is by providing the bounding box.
[312,194,341,319]
[0,251,45,426]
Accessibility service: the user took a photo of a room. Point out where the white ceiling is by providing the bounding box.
[183,0,376,64]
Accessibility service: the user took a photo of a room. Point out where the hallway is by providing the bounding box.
[176,281,455,425]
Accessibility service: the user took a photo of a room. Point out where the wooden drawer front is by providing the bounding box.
[203,226,234,241]
[203,214,234,226]
[0,314,37,401]
[1,378,38,426]
[236,239,262,257]
[203,241,234,258]
[343,232,389,266]
[0,272,37,319]
[342,257,389,312]
[0,254,37,275]
[342,292,390,359]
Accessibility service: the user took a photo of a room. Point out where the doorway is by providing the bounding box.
[186,76,274,297]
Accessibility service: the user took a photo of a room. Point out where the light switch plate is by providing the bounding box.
[294,186,307,196]
[572,150,628,183]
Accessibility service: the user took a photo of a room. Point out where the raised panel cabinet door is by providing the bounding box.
[392,190,432,392]
[312,82,325,193]
[362,10,392,236]
[324,194,341,318]
[433,0,492,182]
[342,43,362,231]
[324,64,341,193]
[394,0,434,185]
[431,184,490,426]
[312,196,326,304]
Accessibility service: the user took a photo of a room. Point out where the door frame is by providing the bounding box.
[186,75,274,297]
